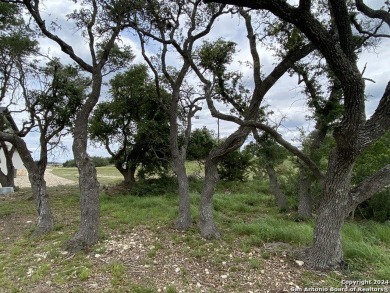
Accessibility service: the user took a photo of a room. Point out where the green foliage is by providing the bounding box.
[353,131,390,222]
[198,38,236,76]
[218,149,253,182]
[62,159,76,168]
[30,59,87,133]
[62,156,111,168]
[187,127,217,161]
[89,64,171,180]
[130,177,178,197]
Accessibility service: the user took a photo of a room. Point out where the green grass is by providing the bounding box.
[2,175,390,291]
[51,166,123,185]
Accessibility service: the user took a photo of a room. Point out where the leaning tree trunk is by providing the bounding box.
[297,169,313,220]
[67,73,101,252]
[265,163,289,211]
[0,132,54,235]
[303,150,354,269]
[199,127,250,239]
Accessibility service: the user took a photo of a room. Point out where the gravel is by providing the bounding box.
[14,168,77,188]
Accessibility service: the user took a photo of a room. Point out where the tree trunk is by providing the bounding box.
[297,169,312,220]
[0,133,54,235]
[174,156,192,230]
[124,167,136,185]
[303,150,354,269]
[67,73,101,253]
[30,171,54,236]
[0,142,16,188]
[199,127,250,239]
[199,158,220,239]
[168,87,192,231]
[265,163,289,211]
[117,163,136,186]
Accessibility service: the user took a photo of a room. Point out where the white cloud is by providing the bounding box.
[10,1,390,163]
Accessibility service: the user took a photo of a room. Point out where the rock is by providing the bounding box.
[295,260,304,267]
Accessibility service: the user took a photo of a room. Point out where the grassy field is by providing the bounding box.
[52,166,124,186]
[1,167,389,292]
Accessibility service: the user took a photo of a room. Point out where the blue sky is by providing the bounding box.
[9,0,390,162]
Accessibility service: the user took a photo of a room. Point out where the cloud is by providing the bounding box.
[11,2,390,163]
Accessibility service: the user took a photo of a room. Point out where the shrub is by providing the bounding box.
[62,156,111,167]
[218,149,253,182]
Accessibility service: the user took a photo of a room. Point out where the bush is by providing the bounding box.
[92,156,111,167]
[63,159,76,167]
[218,149,253,182]
[62,156,111,168]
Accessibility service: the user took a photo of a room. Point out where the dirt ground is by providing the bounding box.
[14,168,77,188]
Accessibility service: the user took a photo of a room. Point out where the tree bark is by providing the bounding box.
[297,169,313,220]
[174,156,192,230]
[0,142,16,188]
[199,127,250,239]
[0,132,54,235]
[303,149,354,269]
[169,95,192,230]
[66,72,102,252]
[265,163,289,211]
[30,171,54,236]
[200,158,220,239]
[117,163,136,186]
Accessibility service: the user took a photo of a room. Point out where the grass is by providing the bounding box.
[51,166,123,185]
[1,172,390,291]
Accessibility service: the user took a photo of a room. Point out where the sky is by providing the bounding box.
[8,0,390,163]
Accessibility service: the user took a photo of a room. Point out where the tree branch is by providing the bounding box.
[358,81,390,150]
[22,0,93,72]
[350,164,390,207]
[355,0,390,28]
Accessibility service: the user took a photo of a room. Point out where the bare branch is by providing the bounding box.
[22,0,93,72]
[355,0,390,28]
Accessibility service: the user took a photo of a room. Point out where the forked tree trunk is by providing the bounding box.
[199,158,220,239]
[303,150,354,269]
[297,169,312,220]
[117,163,136,186]
[265,163,289,211]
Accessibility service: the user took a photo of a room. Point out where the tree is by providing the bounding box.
[248,131,290,211]
[187,127,217,162]
[89,64,170,185]
[204,0,390,269]
[127,0,228,230]
[187,8,314,239]
[0,59,87,235]
[352,131,390,221]
[218,148,253,182]
[1,0,135,251]
[0,2,37,187]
